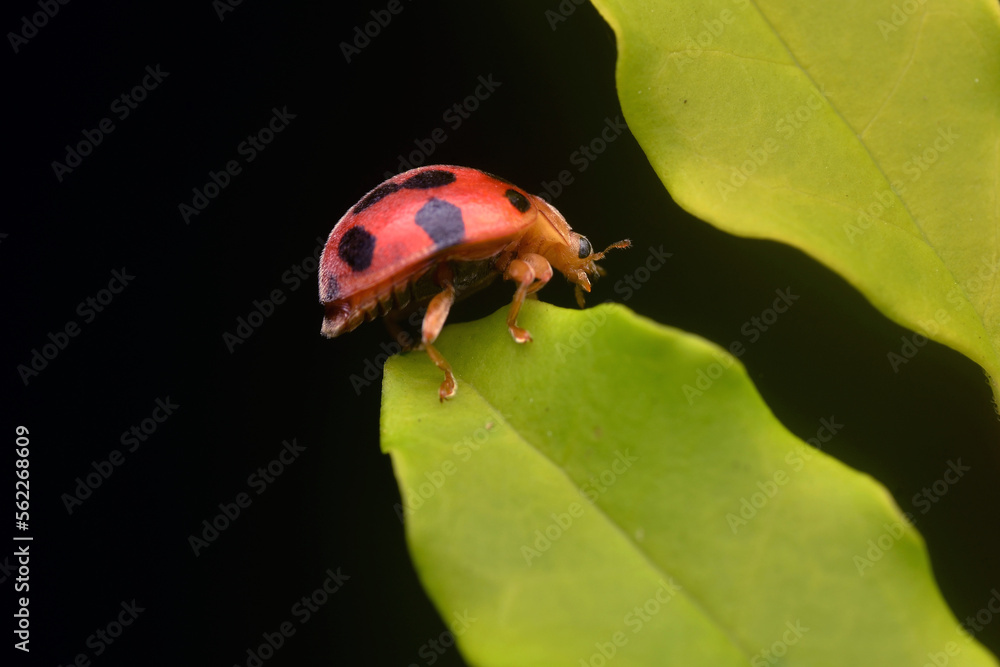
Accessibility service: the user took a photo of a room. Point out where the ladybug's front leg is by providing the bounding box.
[503,253,553,343]
[419,267,458,401]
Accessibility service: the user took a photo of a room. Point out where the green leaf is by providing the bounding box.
[589,0,1000,406]
[381,301,996,666]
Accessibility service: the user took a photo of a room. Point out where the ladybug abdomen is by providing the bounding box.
[320,250,504,338]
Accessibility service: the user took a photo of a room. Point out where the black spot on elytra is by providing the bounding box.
[415,198,465,248]
[505,189,530,213]
[402,169,456,189]
[352,171,455,214]
[354,182,401,214]
[338,226,377,271]
[321,273,340,302]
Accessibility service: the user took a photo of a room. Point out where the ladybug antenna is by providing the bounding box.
[591,238,632,261]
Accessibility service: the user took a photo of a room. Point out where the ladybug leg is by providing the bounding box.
[419,271,458,401]
[504,253,553,344]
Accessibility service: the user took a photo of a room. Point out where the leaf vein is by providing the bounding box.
[458,376,757,660]
[747,0,998,372]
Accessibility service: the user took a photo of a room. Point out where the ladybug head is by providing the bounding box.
[566,233,632,307]
[529,195,631,307]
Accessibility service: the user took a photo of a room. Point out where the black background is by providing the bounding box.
[6,1,1000,665]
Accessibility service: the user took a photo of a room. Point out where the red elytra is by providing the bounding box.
[319,165,629,400]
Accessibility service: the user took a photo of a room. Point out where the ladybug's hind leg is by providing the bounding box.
[503,253,553,343]
[419,265,458,401]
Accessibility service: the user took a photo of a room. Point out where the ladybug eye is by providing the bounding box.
[577,236,593,259]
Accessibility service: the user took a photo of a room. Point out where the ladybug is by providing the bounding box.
[319,165,630,400]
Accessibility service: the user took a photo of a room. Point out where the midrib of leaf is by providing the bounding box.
[639,0,999,399]
[458,373,755,661]
[743,1,975,311]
